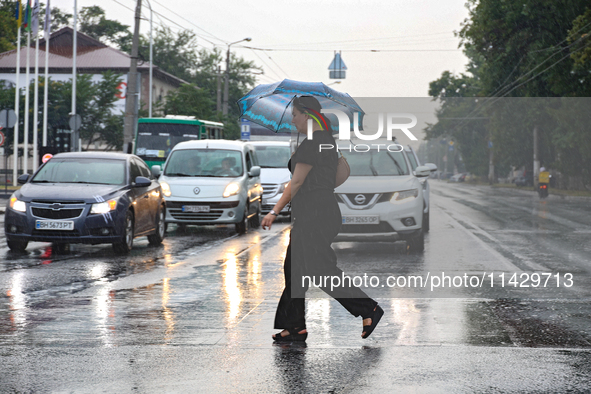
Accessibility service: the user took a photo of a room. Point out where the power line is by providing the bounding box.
[149,0,226,44]
[261,50,290,79]
[266,30,454,47]
[248,48,284,81]
[239,46,460,52]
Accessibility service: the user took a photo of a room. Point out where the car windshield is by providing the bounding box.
[32,159,126,185]
[164,149,243,177]
[342,149,409,176]
[253,145,290,168]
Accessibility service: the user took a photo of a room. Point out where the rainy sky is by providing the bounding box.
[51,0,470,97]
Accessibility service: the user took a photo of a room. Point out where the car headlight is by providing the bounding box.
[160,182,171,197]
[278,181,289,193]
[90,199,118,214]
[9,196,26,212]
[390,189,419,204]
[223,182,240,198]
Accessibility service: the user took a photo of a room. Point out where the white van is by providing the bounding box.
[152,140,263,234]
[249,141,292,216]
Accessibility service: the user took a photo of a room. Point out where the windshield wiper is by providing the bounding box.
[386,152,405,174]
[164,173,192,177]
[68,181,112,184]
[369,154,378,176]
[31,180,55,183]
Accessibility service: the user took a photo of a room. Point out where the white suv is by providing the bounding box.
[249,141,292,216]
[403,145,437,232]
[334,140,431,252]
[153,140,263,234]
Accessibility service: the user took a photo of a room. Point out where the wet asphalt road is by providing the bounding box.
[1,182,591,393]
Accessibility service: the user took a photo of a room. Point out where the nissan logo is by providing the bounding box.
[354,194,366,204]
[193,187,201,195]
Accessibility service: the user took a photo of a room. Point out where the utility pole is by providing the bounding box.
[223,47,230,116]
[123,0,142,154]
[216,65,221,113]
[533,125,539,189]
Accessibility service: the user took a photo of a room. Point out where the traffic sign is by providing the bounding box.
[0,130,4,147]
[69,114,82,132]
[240,118,251,140]
[0,109,17,129]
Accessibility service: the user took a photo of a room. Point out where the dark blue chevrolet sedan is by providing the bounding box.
[5,152,166,254]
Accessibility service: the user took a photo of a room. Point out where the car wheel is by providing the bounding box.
[113,210,134,254]
[406,230,424,254]
[422,212,430,233]
[249,202,261,229]
[148,205,166,245]
[52,243,70,254]
[235,207,248,235]
[7,239,28,252]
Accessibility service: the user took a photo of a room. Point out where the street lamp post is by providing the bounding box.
[222,37,251,116]
[143,0,153,118]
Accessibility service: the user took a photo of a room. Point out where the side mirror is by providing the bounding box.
[151,165,161,178]
[249,166,261,177]
[414,166,431,178]
[17,174,30,185]
[133,176,152,187]
[424,163,438,172]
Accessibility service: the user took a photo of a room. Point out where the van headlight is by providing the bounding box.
[223,183,240,198]
[390,189,419,204]
[9,196,26,212]
[160,182,171,197]
[90,199,118,214]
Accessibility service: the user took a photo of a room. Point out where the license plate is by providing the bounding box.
[35,220,75,230]
[342,216,379,225]
[182,205,210,213]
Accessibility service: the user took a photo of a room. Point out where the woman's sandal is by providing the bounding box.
[272,328,308,342]
[362,305,384,339]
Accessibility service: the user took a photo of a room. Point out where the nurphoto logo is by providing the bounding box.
[307,109,419,141]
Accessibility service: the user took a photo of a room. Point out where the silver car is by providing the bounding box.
[153,140,263,234]
[249,141,292,216]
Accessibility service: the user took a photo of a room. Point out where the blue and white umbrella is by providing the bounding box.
[237,79,364,133]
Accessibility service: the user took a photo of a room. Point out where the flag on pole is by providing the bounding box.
[32,0,40,36]
[44,0,51,39]
[23,0,31,31]
[15,0,22,26]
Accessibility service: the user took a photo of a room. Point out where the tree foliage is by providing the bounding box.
[426,0,591,186]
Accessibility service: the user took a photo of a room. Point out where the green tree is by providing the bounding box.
[0,1,18,53]
[79,5,131,49]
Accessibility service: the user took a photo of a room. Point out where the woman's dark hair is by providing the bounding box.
[292,96,321,115]
[292,96,332,131]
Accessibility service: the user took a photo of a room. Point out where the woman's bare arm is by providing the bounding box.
[262,162,313,230]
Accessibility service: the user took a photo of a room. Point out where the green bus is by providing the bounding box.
[134,116,224,168]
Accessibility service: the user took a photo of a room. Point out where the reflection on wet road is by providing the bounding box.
[1,184,591,392]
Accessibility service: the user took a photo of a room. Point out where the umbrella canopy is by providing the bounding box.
[237,79,364,133]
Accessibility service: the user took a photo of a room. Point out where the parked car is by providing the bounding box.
[514,171,533,187]
[153,140,263,234]
[449,173,466,182]
[4,152,165,253]
[249,141,292,217]
[402,145,437,232]
[334,140,431,253]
